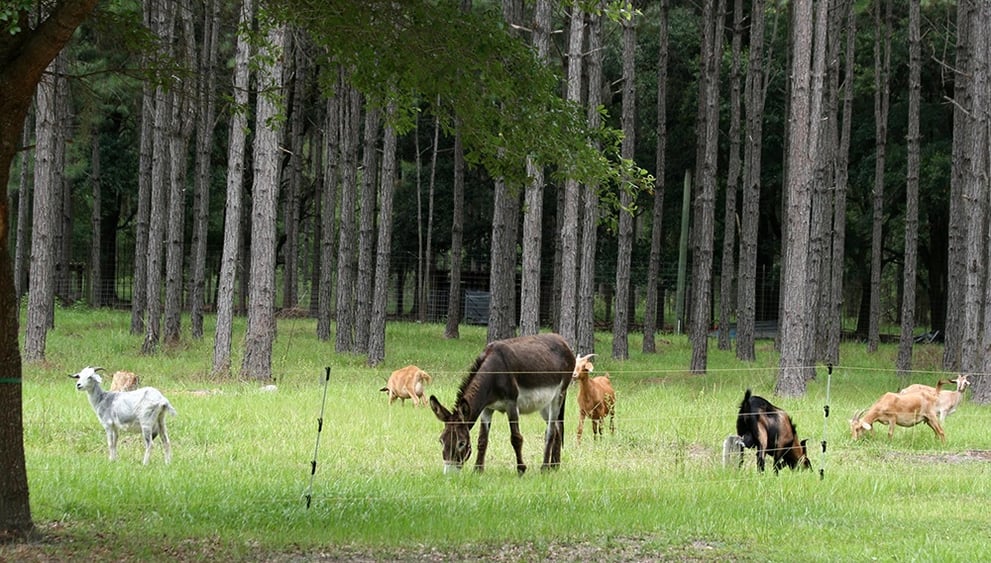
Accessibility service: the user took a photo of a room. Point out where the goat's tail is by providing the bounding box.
[164,401,178,417]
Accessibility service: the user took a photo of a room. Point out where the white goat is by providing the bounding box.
[70,366,177,465]
[900,374,970,422]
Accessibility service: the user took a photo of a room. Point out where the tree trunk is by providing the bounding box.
[612,10,637,361]
[131,0,154,334]
[444,127,466,339]
[968,2,991,403]
[0,0,98,541]
[368,103,398,366]
[488,0,523,343]
[164,0,196,347]
[242,22,287,381]
[14,115,31,301]
[335,84,361,352]
[689,0,724,374]
[717,0,743,352]
[519,0,552,337]
[142,0,176,355]
[867,0,891,353]
[354,105,380,353]
[826,0,855,364]
[559,1,585,348]
[735,0,768,362]
[576,6,603,356]
[189,0,219,339]
[212,0,252,376]
[317,86,340,342]
[487,177,519,342]
[89,128,102,306]
[776,0,815,397]
[24,53,68,362]
[283,38,306,311]
[896,0,921,376]
[644,0,669,354]
[943,0,973,372]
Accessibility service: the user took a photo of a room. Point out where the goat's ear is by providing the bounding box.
[859,421,871,430]
[68,373,79,379]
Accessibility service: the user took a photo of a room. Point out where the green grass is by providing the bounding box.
[4,308,989,561]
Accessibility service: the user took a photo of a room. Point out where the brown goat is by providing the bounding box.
[900,374,970,423]
[851,380,946,442]
[736,389,811,472]
[571,354,616,444]
[381,365,432,407]
[109,370,140,392]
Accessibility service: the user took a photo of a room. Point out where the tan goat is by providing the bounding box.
[381,365,432,407]
[109,370,140,392]
[572,353,616,444]
[900,374,970,422]
[850,380,947,443]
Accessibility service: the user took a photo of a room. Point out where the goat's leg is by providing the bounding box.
[159,413,172,464]
[106,427,118,461]
[141,427,154,465]
[576,412,586,444]
[925,418,946,443]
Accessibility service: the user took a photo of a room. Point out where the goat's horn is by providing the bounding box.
[92,366,105,372]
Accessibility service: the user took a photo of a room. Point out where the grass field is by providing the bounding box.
[3,307,989,561]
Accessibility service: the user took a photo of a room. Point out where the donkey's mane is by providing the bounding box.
[454,352,487,405]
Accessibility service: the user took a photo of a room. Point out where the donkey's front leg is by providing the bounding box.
[507,407,527,475]
[474,409,493,472]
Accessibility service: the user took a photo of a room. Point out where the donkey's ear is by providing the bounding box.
[429,396,450,421]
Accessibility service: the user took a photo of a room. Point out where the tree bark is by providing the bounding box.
[242,22,287,381]
[519,0,552,337]
[612,9,637,361]
[89,127,102,306]
[24,53,68,362]
[444,127,465,339]
[735,0,768,362]
[943,0,974,372]
[577,5,603,356]
[213,0,253,376]
[142,0,176,355]
[317,86,340,342]
[559,1,585,348]
[776,0,815,397]
[0,0,98,541]
[826,0,855,364]
[164,0,196,346]
[718,0,743,352]
[368,103,398,366]
[189,0,219,339]
[867,0,891,354]
[354,105,380,353]
[689,0,724,373]
[896,0,921,376]
[131,0,154,335]
[335,84,361,352]
[14,115,31,301]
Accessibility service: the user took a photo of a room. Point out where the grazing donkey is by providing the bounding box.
[429,333,575,475]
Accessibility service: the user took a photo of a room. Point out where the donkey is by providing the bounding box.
[429,333,575,475]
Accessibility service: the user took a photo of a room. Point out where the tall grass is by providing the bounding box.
[6,307,989,561]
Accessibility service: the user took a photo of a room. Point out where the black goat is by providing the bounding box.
[734,389,811,472]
